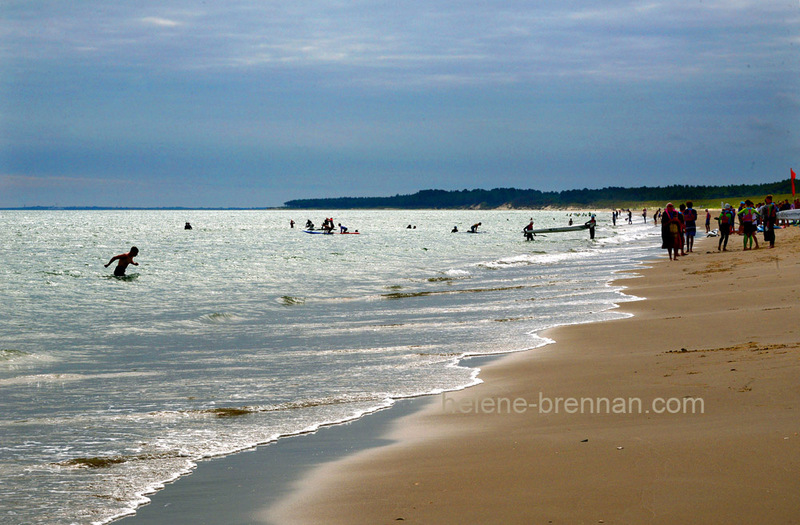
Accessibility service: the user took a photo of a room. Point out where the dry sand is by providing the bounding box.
[269,226,800,524]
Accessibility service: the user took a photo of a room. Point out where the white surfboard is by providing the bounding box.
[777,209,800,220]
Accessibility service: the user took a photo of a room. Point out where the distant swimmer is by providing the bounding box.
[184,222,192,230]
[469,222,481,233]
[104,246,139,277]
[290,220,295,228]
[451,226,458,233]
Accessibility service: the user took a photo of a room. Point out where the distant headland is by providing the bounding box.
[283,180,793,210]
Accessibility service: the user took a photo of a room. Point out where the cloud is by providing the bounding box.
[2,1,795,86]
[140,16,182,28]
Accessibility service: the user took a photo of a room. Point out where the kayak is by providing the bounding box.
[303,230,360,235]
[524,224,590,234]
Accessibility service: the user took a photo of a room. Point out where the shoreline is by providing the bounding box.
[118,356,502,525]
[119,396,430,525]
[270,227,800,524]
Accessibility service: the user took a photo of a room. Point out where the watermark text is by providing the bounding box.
[441,391,704,415]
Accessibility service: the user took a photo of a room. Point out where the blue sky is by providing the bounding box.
[1,1,798,207]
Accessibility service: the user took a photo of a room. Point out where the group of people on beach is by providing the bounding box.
[714,197,785,252]
[659,201,700,260]
[659,195,794,260]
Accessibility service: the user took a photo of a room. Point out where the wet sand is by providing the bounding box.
[270,226,800,524]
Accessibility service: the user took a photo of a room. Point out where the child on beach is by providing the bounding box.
[737,201,760,251]
[104,247,139,276]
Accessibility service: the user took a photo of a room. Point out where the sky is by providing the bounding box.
[1,1,798,208]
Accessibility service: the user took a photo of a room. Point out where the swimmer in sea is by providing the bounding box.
[104,246,139,277]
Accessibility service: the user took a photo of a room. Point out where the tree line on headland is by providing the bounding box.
[283,179,793,209]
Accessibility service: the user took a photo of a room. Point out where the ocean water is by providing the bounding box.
[0,209,660,524]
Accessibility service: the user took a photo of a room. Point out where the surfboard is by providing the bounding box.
[524,224,590,234]
[777,209,800,220]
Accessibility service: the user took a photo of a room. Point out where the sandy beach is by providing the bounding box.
[270,225,800,524]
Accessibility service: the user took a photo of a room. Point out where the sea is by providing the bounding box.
[0,209,661,524]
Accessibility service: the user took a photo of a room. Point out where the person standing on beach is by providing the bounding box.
[737,202,746,236]
[678,203,688,255]
[716,205,734,251]
[661,203,681,260]
[705,209,711,233]
[761,195,778,248]
[104,247,139,277]
[683,201,698,253]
